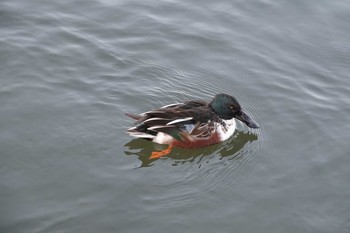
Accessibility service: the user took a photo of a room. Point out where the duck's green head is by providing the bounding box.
[210,93,259,128]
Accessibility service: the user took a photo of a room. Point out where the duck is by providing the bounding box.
[125,93,259,159]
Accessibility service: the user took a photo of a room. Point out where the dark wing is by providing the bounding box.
[125,100,215,140]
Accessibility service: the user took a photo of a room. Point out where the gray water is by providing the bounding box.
[1,0,350,232]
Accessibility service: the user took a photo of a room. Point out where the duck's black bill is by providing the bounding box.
[235,111,259,129]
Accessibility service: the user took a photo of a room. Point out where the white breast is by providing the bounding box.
[216,119,236,141]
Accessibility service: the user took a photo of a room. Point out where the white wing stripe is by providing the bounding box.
[143,117,170,123]
[166,117,193,125]
[160,103,182,108]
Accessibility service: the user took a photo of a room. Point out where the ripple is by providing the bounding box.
[2,0,350,232]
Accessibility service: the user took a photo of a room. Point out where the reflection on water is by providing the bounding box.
[124,130,258,167]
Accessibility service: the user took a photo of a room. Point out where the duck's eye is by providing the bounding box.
[229,105,234,110]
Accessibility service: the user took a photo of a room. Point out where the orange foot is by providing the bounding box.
[150,145,174,159]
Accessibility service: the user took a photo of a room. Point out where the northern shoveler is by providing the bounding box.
[125,93,259,159]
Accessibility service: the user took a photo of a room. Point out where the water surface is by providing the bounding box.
[1,0,350,232]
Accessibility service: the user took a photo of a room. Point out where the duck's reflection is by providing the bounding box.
[124,130,258,167]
